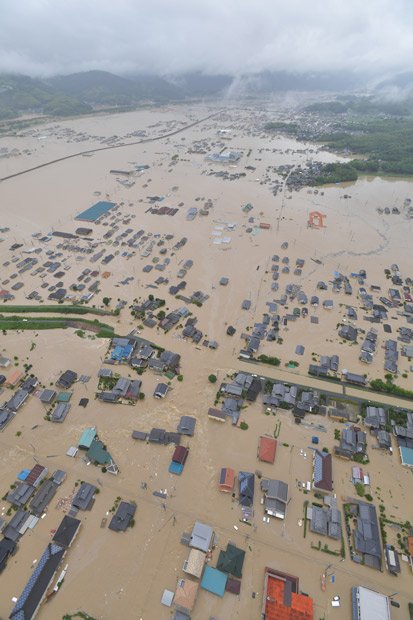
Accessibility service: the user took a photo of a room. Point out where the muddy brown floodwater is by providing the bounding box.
[0,102,412,620]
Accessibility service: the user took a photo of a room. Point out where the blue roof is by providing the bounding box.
[400,446,413,466]
[168,461,184,475]
[75,201,115,222]
[111,344,133,361]
[200,566,227,597]
[57,391,72,402]
[17,468,31,481]
[79,427,97,449]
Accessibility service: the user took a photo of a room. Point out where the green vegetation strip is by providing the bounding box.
[0,304,114,316]
[370,377,413,400]
[0,316,115,338]
[303,501,308,538]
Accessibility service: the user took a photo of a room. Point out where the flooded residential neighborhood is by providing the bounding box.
[1,2,413,619]
[0,101,412,620]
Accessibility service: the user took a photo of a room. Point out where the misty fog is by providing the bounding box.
[1,0,412,80]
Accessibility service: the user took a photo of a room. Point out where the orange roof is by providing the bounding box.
[102,271,111,278]
[6,370,22,387]
[219,467,235,492]
[174,578,199,611]
[258,437,277,464]
[408,536,413,556]
[264,574,313,620]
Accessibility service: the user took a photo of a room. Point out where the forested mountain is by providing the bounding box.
[0,68,367,121]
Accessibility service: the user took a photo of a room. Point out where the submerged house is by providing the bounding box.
[353,502,382,570]
[308,504,342,540]
[261,479,288,519]
[219,467,235,493]
[238,471,254,507]
[86,439,119,474]
[108,501,136,532]
[9,543,66,620]
[72,482,97,511]
[190,521,214,553]
[258,437,277,464]
[313,450,333,493]
[182,548,206,579]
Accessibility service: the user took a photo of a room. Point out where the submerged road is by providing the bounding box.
[0,109,221,183]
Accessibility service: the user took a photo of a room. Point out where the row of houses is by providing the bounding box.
[107,336,181,375]
[0,466,66,575]
[132,416,196,445]
[97,375,142,403]
[163,519,248,615]
[392,410,413,468]
[0,374,39,431]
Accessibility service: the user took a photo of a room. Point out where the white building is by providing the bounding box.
[352,586,391,620]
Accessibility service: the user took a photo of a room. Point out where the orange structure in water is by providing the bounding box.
[307,211,326,229]
[262,568,313,619]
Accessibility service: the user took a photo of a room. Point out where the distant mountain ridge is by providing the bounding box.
[0,69,363,120]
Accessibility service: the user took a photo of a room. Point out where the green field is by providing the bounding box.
[0,315,115,338]
[0,304,113,316]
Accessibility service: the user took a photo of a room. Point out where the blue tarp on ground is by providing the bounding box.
[75,201,115,222]
[201,566,227,597]
[168,461,184,475]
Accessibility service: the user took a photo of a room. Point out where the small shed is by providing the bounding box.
[161,589,174,607]
[17,468,31,482]
[226,577,241,595]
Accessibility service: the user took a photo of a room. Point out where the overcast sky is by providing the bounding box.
[1,0,412,77]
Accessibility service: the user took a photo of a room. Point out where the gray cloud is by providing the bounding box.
[1,0,412,77]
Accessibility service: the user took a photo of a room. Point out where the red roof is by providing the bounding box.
[264,571,313,620]
[258,437,277,463]
[172,445,189,465]
[226,577,241,594]
[25,464,46,486]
